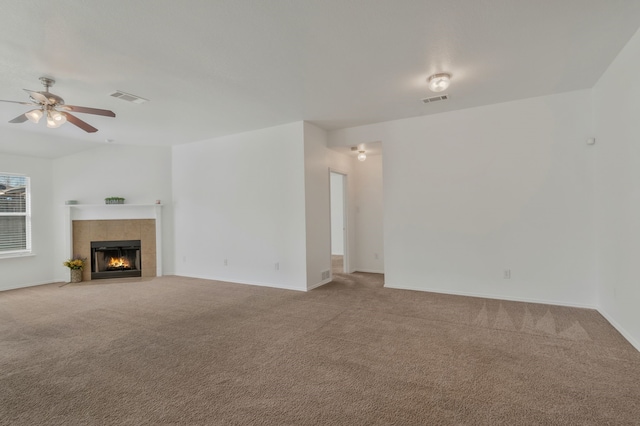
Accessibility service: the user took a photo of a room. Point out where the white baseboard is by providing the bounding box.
[308,278,332,291]
[383,283,597,310]
[354,269,384,274]
[597,308,640,353]
[0,279,63,292]
[174,273,306,292]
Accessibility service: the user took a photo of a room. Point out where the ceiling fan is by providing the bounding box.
[0,77,115,133]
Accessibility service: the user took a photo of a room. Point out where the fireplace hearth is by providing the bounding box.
[91,240,141,279]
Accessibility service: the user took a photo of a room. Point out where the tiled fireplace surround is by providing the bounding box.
[66,204,163,281]
[73,219,156,281]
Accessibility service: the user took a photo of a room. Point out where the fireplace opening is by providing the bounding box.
[91,240,141,279]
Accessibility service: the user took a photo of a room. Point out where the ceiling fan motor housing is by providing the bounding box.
[31,92,64,105]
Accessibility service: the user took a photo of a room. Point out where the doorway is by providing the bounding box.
[330,171,348,274]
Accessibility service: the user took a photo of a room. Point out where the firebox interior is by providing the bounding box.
[91,240,141,279]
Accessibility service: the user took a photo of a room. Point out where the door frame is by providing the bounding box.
[329,169,349,274]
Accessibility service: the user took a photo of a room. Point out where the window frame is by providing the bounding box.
[0,173,32,258]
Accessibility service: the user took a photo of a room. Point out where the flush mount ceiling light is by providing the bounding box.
[351,146,367,161]
[428,73,451,92]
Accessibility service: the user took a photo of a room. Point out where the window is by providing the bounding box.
[0,174,31,256]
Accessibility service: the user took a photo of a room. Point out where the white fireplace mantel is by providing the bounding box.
[65,204,163,276]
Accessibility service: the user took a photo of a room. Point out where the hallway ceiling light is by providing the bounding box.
[428,73,451,92]
[357,150,367,161]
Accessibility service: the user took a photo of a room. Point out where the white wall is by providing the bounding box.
[593,28,640,350]
[331,90,597,307]
[51,144,174,281]
[303,122,332,289]
[330,172,344,255]
[172,122,308,291]
[354,154,384,273]
[0,153,54,290]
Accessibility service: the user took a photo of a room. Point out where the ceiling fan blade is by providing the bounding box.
[63,112,98,133]
[62,105,116,117]
[9,114,29,123]
[0,99,34,106]
[23,89,49,104]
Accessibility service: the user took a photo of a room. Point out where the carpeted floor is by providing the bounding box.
[1,272,639,425]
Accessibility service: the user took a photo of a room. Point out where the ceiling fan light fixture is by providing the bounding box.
[25,109,43,123]
[428,73,451,92]
[46,111,66,128]
[50,110,65,122]
[46,115,58,128]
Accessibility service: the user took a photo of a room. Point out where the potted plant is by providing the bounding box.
[105,196,125,205]
[63,255,87,283]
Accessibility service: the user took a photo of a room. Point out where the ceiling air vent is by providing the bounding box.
[110,90,149,104]
[421,94,449,104]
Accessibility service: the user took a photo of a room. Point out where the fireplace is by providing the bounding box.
[91,240,142,279]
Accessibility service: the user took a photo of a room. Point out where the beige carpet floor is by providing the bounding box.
[1,272,640,425]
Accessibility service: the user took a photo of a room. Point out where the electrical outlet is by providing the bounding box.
[224,259,228,266]
[374,253,379,260]
[275,262,279,271]
[504,269,511,279]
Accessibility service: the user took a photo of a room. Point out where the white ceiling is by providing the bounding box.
[1,0,640,158]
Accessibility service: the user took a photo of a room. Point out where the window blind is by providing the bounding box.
[0,175,31,254]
